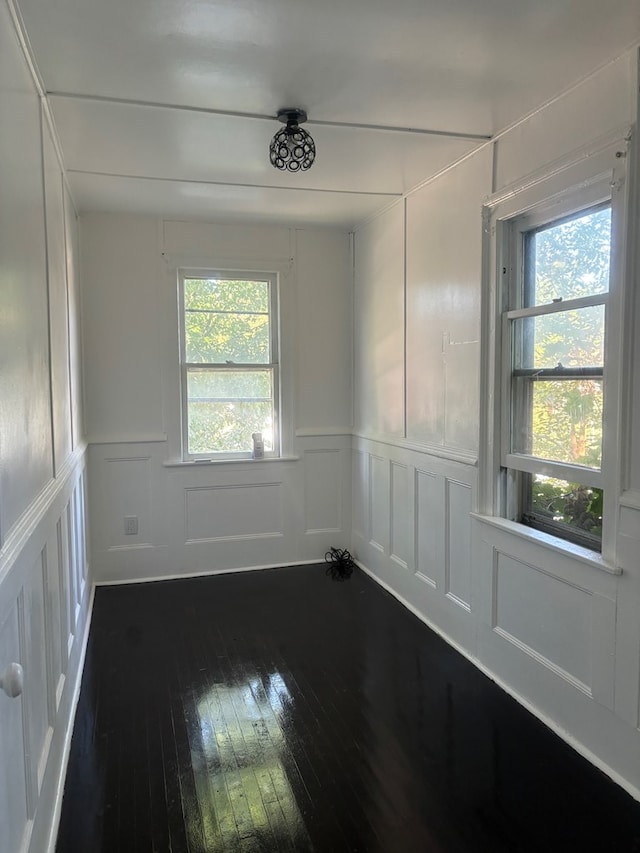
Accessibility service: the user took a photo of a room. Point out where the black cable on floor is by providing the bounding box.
[324,547,355,581]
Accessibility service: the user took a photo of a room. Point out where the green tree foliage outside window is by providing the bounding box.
[519,207,611,542]
[182,277,276,455]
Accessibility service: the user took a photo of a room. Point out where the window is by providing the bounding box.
[501,201,612,549]
[178,270,280,459]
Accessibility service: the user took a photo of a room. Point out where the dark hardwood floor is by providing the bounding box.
[56,565,640,852]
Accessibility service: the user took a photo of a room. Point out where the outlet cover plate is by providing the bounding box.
[124,516,138,535]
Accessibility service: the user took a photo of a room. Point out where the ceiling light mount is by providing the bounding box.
[269,108,316,172]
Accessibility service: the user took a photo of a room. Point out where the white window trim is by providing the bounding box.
[178,268,280,460]
[479,136,631,566]
[162,256,296,465]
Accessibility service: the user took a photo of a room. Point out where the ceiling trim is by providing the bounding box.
[6,0,83,214]
[48,91,492,142]
[66,169,404,198]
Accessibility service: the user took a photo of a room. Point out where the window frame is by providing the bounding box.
[178,268,281,460]
[479,139,629,564]
[500,200,610,549]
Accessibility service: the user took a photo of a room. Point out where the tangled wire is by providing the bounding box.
[324,547,356,581]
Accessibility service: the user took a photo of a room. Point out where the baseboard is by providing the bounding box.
[355,559,640,804]
[94,558,325,587]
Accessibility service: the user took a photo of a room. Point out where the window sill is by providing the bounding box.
[163,455,300,468]
[470,513,621,576]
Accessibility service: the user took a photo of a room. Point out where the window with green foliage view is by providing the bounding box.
[504,204,611,549]
[179,272,279,457]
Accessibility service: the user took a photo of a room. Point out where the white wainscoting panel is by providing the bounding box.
[492,551,593,691]
[369,454,389,553]
[445,480,472,610]
[354,437,640,795]
[614,502,640,728]
[57,516,72,665]
[0,448,91,853]
[352,450,367,542]
[89,434,352,581]
[467,516,640,795]
[390,462,410,569]
[65,502,78,638]
[415,469,444,587]
[23,552,51,798]
[43,537,63,715]
[304,449,341,533]
[353,435,477,651]
[185,483,284,543]
[474,519,618,711]
[0,605,29,853]
[97,456,152,550]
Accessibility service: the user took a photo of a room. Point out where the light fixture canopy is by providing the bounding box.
[269,108,316,172]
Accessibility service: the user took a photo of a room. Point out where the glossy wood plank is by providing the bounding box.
[56,566,640,852]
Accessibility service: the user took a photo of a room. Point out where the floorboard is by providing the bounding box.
[56,565,640,852]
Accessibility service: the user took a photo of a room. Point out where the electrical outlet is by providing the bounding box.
[124,516,138,535]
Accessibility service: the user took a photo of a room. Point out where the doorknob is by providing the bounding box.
[0,662,24,698]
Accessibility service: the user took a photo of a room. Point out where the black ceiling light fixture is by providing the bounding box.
[269,108,316,172]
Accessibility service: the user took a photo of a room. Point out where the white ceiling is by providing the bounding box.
[16,0,640,228]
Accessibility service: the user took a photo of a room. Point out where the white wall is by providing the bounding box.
[81,215,353,581]
[0,1,90,851]
[352,48,640,796]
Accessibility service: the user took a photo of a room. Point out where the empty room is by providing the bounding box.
[2,0,640,850]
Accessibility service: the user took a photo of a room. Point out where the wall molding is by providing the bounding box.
[0,449,91,853]
[184,532,285,546]
[471,513,621,575]
[352,431,478,466]
[486,125,631,209]
[620,489,640,510]
[88,434,168,445]
[0,444,87,585]
[492,625,592,696]
[89,434,351,582]
[296,427,353,437]
[355,558,640,803]
[94,558,325,587]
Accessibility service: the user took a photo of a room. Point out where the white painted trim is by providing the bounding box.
[184,532,284,546]
[480,146,629,565]
[620,489,640,510]
[44,583,95,853]
[355,48,637,232]
[94,558,325,587]
[484,127,630,210]
[106,543,155,553]
[502,454,604,489]
[355,559,640,803]
[5,0,79,215]
[160,251,295,271]
[352,431,478,466]
[402,197,408,440]
[5,0,45,94]
[177,268,281,462]
[68,167,402,200]
[305,527,343,536]
[0,445,87,584]
[46,92,490,142]
[471,513,620,575]
[163,455,299,468]
[88,434,168,445]
[295,428,353,437]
